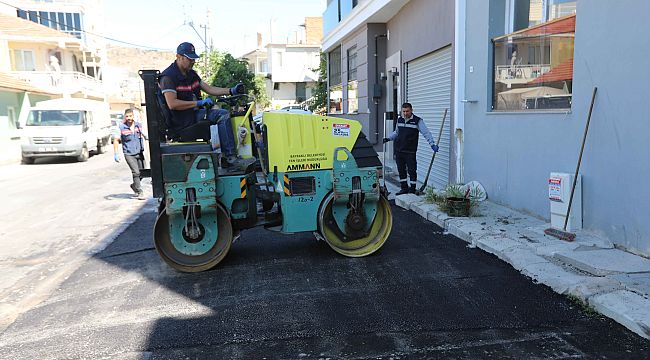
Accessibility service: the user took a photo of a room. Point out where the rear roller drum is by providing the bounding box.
[154,203,233,272]
[317,192,392,257]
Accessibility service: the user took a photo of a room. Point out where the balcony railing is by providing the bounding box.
[495,64,551,85]
[11,71,104,97]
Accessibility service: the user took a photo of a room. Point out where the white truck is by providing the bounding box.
[21,98,112,163]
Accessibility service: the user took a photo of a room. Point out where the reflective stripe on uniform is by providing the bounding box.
[176,80,200,92]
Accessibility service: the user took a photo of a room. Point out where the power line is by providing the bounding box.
[0,1,173,51]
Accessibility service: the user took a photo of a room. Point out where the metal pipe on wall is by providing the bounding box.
[373,33,387,144]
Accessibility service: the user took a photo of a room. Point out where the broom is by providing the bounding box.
[544,87,598,241]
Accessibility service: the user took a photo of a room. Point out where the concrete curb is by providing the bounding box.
[395,194,650,340]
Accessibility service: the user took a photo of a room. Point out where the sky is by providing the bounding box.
[103,0,326,56]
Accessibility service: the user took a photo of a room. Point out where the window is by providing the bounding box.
[57,13,65,31]
[328,47,342,114]
[528,0,577,26]
[17,10,83,38]
[296,82,306,103]
[13,50,35,71]
[39,11,49,26]
[347,46,358,113]
[72,13,82,38]
[63,13,72,32]
[273,83,280,90]
[493,1,575,111]
[259,59,268,73]
[49,12,57,29]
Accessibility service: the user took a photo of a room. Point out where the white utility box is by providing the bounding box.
[549,172,582,231]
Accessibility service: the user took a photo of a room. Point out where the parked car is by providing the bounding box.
[524,94,572,110]
[279,104,311,113]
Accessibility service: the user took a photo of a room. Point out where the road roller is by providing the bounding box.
[139,70,392,272]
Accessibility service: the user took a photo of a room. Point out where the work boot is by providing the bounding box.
[409,184,417,194]
[220,156,231,169]
[396,184,410,196]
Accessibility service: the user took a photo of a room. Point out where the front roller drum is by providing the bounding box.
[317,192,392,257]
[154,202,233,272]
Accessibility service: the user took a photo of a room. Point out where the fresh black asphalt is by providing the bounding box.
[0,202,647,359]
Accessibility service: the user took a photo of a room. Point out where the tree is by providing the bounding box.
[309,52,327,114]
[253,74,270,109]
[195,51,269,109]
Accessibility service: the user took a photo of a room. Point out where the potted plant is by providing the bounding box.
[425,184,484,217]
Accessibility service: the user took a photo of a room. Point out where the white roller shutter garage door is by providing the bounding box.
[405,46,452,190]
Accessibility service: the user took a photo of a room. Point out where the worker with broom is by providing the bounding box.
[383,102,439,195]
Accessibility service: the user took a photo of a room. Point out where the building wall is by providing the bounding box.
[326,0,455,149]
[0,40,9,71]
[385,0,456,175]
[463,1,650,255]
[268,46,320,83]
[5,41,78,72]
[271,82,297,109]
[337,26,372,137]
[305,17,323,45]
[0,90,21,134]
[386,0,454,65]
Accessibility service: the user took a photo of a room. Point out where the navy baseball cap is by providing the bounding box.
[177,42,199,60]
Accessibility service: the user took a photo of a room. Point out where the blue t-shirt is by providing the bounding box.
[119,122,144,155]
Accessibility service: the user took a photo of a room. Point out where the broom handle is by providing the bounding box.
[564,87,597,231]
[419,108,447,193]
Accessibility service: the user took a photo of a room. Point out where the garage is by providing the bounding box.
[405,45,452,190]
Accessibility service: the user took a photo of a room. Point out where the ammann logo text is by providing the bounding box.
[286,163,321,171]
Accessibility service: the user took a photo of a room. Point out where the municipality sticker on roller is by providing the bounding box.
[332,123,350,137]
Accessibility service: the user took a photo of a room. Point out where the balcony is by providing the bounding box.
[495,64,551,86]
[11,71,104,99]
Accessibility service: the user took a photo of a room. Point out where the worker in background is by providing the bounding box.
[158,42,245,167]
[383,102,439,195]
[114,108,147,200]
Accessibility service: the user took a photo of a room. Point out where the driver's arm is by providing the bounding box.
[200,81,231,97]
[160,76,199,111]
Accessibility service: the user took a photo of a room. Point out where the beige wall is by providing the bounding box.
[305,17,323,45]
[6,41,83,72]
[0,40,9,72]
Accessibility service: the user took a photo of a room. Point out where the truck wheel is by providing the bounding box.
[77,144,89,162]
[21,156,34,165]
[96,139,104,154]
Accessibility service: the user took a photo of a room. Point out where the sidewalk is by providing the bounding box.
[0,138,21,166]
[391,190,650,339]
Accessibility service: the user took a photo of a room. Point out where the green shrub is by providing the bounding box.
[424,183,485,217]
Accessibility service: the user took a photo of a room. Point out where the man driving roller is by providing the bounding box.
[159,42,246,167]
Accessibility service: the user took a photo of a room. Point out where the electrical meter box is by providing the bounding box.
[549,172,582,231]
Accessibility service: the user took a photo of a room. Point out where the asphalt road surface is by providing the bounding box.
[0,197,647,359]
[0,152,153,332]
